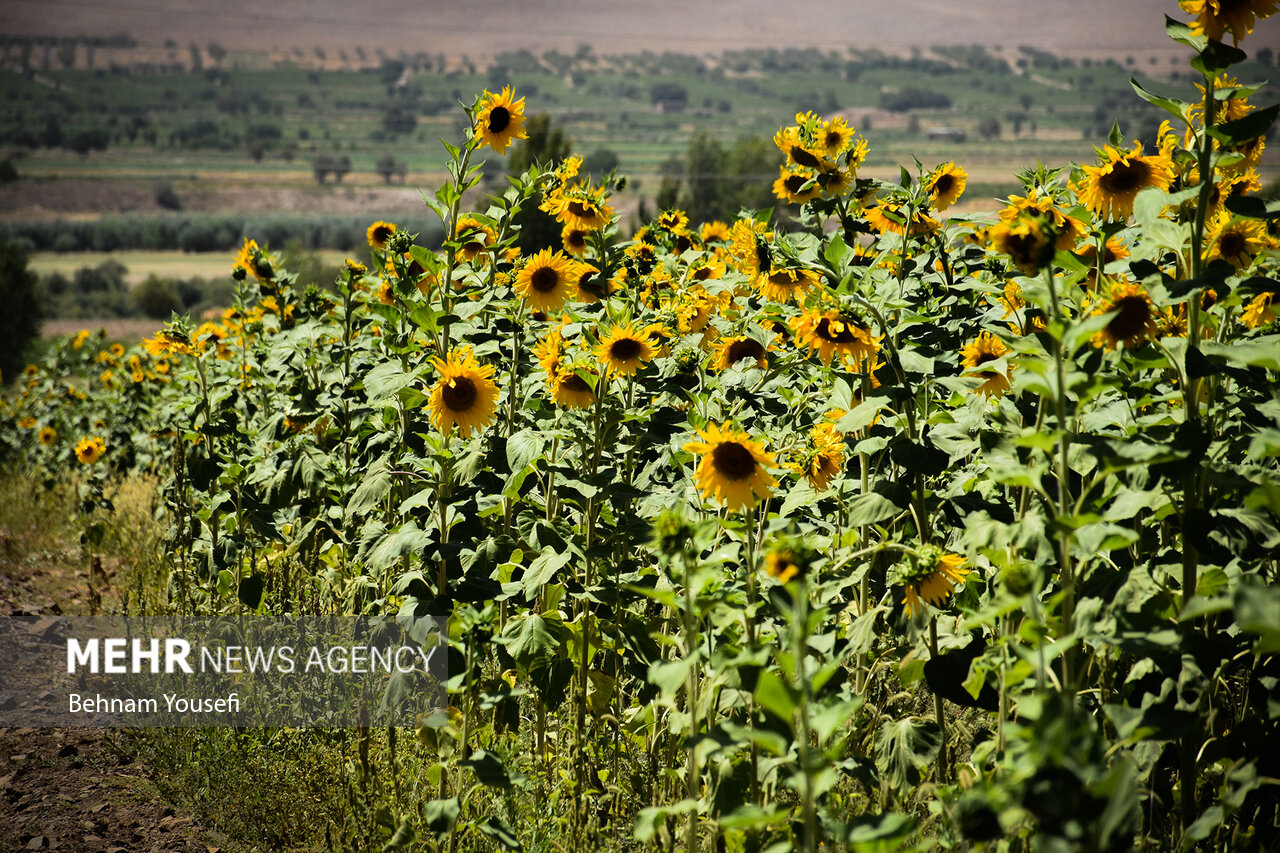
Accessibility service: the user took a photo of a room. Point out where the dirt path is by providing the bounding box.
[0,530,227,853]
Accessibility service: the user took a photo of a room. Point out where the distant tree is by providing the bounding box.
[1258,47,1274,67]
[0,242,42,385]
[133,275,183,318]
[68,128,109,155]
[649,82,689,107]
[206,41,226,67]
[57,38,76,70]
[188,43,203,71]
[977,116,1002,140]
[382,105,417,136]
[153,180,181,210]
[312,153,351,183]
[42,116,63,148]
[507,114,572,254]
[582,147,620,179]
[375,154,408,184]
[662,131,777,224]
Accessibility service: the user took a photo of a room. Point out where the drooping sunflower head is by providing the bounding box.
[757,266,819,304]
[548,184,614,232]
[683,422,779,511]
[1179,0,1279,45]
[366,221,397,250]
[143,329,195,359]
[1092,279,1160,351]
[864,200,939,238]
[472,86,528,155]
[700,220,732,244]
[713,335,768,372]
[1242,291,1277,329]
[773,167,821,205]
[1075,237,1131,288]
[925,161,968,212]
[1078,141,1176,221]
[425,347,500,438]
[795,422,845,491]
[959,332,1014,398]
[75,436,106,465]
[1206,213,1275,270]
[789,308,880,366]
[455,215,496,262]
[514,248,574,312]
[728,218,773,279]
[900,544,971,618]
[595,323,654,376]
[551,366,596,410]
[1000,188,1087,250]
[988,213,1058,275]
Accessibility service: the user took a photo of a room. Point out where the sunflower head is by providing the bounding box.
[925,162,968,211]
[75,436,106,465]
[366,221,397,249]
[514,248,574,312]
[595,324,654,376]
[684,422,779,511]
[1078,141,1175,221]
[1242,291,1277,329]
[455,215,496,262]
[38,426,57,446]
[764,537,816,584]
[959,332,1014,397]
[1091,280,1160,350]
[713,335,769,372]
[472,86,528,155]
[988,212,1058,275]
[1179,0,1279,45]
[425,347,500,437]
[900,545,971,618]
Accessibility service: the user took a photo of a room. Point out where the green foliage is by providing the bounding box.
[0,241,41,384]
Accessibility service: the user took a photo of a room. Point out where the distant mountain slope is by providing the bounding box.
[0,0,1184,58]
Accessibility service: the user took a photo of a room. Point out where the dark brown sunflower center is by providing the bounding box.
[712,442,757,480]
[824,131,842,149]
[567,201,596,218]
[933,174,955,195]
[1099,159,1151,195]
[692,266,713,281]
[784,174,809,194]
[972,351,999,367]
[1219,229,1246,258]
[373,226,392,244]
[609,338,643,361]
[754,237,772,271]
[726,339,765,364]
[1109,296,1151,340]
[487,106,511,133]
[442,376,477,411]
[566,230,587,249]
[815,317,857,344]
[674,234,693,253]
[790,146,821,169]
[530,266,560,292]
[561,374,590,393]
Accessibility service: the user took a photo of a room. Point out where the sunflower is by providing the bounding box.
[999,189,1087,250]
[764,547,805,583]
[773,167,821,204]
[925,162,967,211]
[1078,141,1176,221]
[74,436,106,465]
[551,368,596,409]
[534,326,566,379]
[472,86,528,154]
[546,185,614,231]
[1242,291,1276,328]
[571,263,610,302]
[987,214,1057,275]
[1179,0,1279,45]
[38,426,57,446]
[455,215,496,262]
[797,422,845,491]
[233,238,274,283]
[425,347,500,437]
[864,201,938,237]
[561,224,591,257]
[595,324,654,375]
[959,332,1015,397]
[901,546,971,618]
[1092,280,1160,350]
[366,221,397,249]
[18,416,36,429]
[700,221,731,243]
[757,266,819,303]
[712,336,768,371]
[817,166,855,198]
[143,330,195,358]
[514,248,574,312]
[790,308,880,366]
[1205,213,1275,270]
[819,116,855,158]
[658,209,690,234]
[773,126,831,171]
[684,422,779,511]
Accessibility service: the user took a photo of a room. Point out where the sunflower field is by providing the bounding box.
[5,5,1280,852]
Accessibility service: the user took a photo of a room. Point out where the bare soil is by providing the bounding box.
[0,524,227,853]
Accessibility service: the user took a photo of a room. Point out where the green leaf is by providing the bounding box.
[754,669,799,724]
[845,489,905,526]
[380,819,417,851]
[1235,580,1280,653]
[423,798,459,837]
[1130,78,1190,121]
[810,699,863,743]
[497,612,563,670]
[237,575,265,610]
[719,804,791,831]
[1202,340,1280,371]
[874,718,942,790]
[844,812,916,848]
[634,800,698,841]
[522,546,573,596]
[1210,103,1279,146]
[506,428,546,472]
[364,362,417,404]
[462,749,527,788]
[1164,14,1207,51]
[476,816,522,851]
[1192,40,1247,76]
[347,456,393,516]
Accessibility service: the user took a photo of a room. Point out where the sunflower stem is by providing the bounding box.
[1044,265,1076,690]
[928,616,948,782]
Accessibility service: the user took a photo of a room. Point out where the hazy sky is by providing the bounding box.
[0,0,1221,59]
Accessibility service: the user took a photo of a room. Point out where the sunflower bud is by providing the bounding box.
[651,509,696,560]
